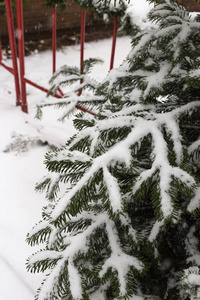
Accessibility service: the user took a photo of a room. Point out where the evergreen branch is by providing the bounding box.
[170,101,200,119]
[99,219,143,296]
[35,259,70,300]
[103,165,122,213]
[187,187,200,212]
[27,250,62,273]
[148,220,165,243]
[27,220,52,246]
[188,139,200,155]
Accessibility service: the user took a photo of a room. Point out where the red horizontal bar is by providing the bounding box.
[0,61,14,74]
[24,77,97,115]
[24,77,62,98]
[76,105,97,116]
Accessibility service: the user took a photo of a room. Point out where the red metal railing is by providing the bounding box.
[1,0,118,114]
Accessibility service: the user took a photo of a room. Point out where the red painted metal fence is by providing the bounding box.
[0,0,118,114]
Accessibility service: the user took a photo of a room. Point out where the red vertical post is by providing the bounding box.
[5,0,21,106]
[52,6,56,74]
[0,37,2,61]
[52,6,64,97]
[16,0,28,113]
[110,17,118,70]
[78,10,86,96]
[80,10,86,75]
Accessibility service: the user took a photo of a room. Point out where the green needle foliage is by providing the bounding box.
[44,0,67,11]
[27,1,200,299]
[35,58,104,121]
[44,0,127,18]
[0,0,28,15]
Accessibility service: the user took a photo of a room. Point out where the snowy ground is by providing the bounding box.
[0,1,159,298]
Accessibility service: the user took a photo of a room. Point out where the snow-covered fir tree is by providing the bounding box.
[27,1,200,299]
